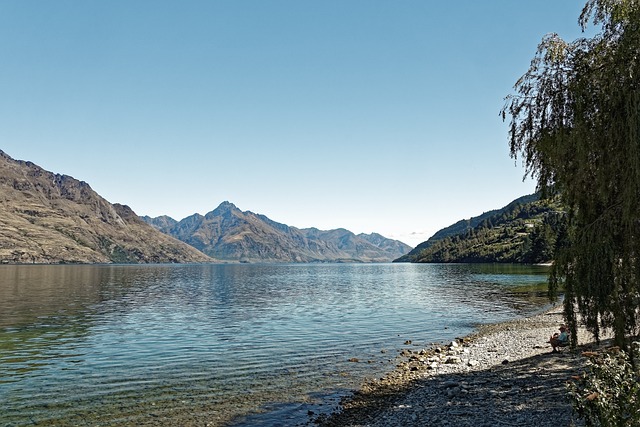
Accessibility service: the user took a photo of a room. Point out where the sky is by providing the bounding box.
[0,1,596,247]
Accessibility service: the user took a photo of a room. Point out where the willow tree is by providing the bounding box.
[503,0,640,351]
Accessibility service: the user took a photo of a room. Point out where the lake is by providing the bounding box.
[0,263,551,426]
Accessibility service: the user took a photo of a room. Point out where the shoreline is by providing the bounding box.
[316,305,606,427]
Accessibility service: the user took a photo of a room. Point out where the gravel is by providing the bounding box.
[316,307,609,427]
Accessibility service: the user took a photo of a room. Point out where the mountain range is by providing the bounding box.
[0,149,410,264]
[142,202,412,263]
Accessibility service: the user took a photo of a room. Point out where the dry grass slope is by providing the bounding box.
[0,150,213,264]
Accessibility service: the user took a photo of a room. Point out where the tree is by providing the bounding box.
[523,222,556,264]
[502,0,640,351]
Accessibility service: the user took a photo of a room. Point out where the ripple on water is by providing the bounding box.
[0,263,550,426]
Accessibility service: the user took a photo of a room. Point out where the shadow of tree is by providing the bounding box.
[320,350,589,427]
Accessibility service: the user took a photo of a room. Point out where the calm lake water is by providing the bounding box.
[0,263,550,426]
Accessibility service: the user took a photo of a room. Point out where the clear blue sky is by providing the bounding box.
[0,1,594,247]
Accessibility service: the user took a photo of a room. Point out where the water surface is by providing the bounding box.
[0,263,550,426]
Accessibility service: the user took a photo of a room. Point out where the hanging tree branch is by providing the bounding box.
[503,0,640,351]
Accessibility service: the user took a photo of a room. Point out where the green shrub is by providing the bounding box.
[568,346,640,426]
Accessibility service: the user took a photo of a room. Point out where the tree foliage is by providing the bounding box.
[503,0,640,350]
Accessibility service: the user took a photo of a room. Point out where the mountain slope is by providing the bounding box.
[144,202,412,263]
[395,194,564,263]
[0,150,213,264]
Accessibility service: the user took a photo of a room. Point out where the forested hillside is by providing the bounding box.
[396,194,565,264]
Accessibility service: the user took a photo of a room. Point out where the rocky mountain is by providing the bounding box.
[143,202,412,263]
[0,150,213,264]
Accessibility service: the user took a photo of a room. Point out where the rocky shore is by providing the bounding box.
[317,307,608,427]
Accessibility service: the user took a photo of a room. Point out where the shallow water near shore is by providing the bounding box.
[0,263,550,426]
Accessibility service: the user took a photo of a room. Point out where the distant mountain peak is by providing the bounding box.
[218,201,237,209]
[211,201,240,215]
[144,203,413,263]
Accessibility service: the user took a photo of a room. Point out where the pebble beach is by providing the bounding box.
[317,307,607,427]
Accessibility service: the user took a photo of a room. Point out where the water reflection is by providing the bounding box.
[0,263,551,426]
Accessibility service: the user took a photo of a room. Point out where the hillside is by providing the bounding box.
[143,202,412,263]
[395,194,565,263]
[0,150,214,264]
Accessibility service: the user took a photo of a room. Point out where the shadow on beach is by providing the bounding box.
[318,348,591,427]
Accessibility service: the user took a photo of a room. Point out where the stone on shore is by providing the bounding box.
[318,308,609,427]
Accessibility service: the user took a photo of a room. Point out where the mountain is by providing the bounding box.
[0,150,213,264]
[395,194,565,263]
[143,202,412,263]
